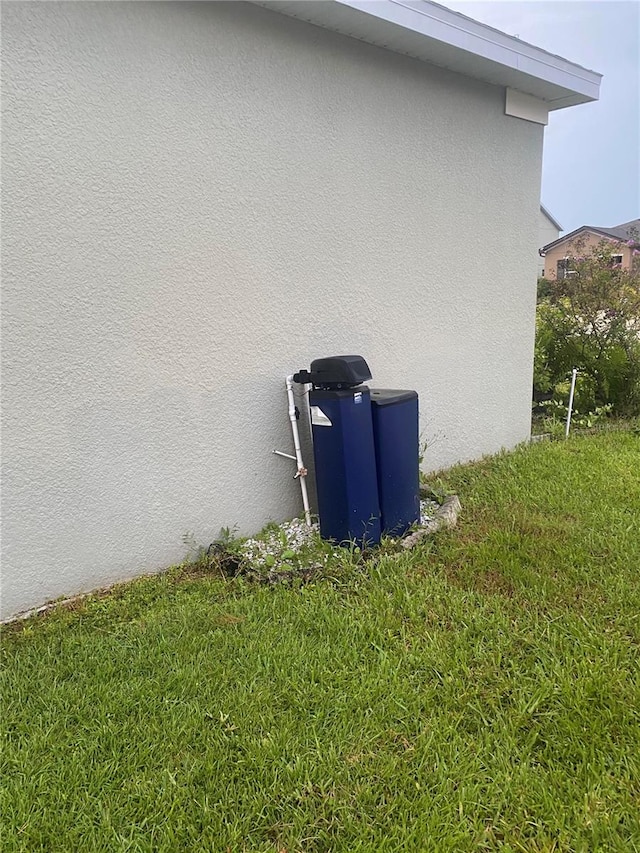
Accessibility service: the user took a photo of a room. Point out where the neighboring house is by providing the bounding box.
[538,205,563,276]
[540,219,640,279]
[2,1,601,619]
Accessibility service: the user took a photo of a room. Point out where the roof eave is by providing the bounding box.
[540,226,630,255]
[540,205,563,232]
[254,0,602,110]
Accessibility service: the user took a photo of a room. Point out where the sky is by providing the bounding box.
[443,0,640,234]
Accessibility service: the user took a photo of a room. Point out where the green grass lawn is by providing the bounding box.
[2,433,639,852]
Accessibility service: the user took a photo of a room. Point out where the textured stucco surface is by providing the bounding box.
[1,1,543,618]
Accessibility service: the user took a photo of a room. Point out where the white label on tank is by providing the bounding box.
[310,406,332,427]
[354,392,362,404]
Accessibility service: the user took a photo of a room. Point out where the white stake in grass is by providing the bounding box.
[565,368,578,438]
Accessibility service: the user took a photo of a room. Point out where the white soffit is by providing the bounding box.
[254,0,602,110]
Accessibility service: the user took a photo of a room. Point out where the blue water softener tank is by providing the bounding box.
[370,389,420,537]
[293,356,381,546]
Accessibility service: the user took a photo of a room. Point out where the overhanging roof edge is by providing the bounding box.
[254,0,602,109]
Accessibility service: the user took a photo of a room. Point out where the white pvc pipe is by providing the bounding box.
[285,375,312,526]
[565,368,578,438]
[272,450,297,461]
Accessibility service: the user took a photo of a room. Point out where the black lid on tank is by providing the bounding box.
[370,389,418,407]
[293,355,372,389]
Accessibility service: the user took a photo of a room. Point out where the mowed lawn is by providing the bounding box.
[1,433,639,852]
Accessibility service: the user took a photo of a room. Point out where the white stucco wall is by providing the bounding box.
[1,1,543,619]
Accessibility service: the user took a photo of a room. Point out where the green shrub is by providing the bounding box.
[534,235,640,417]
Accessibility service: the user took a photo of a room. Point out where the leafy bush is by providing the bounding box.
[534,235,640,417]
[536,399,613,439]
